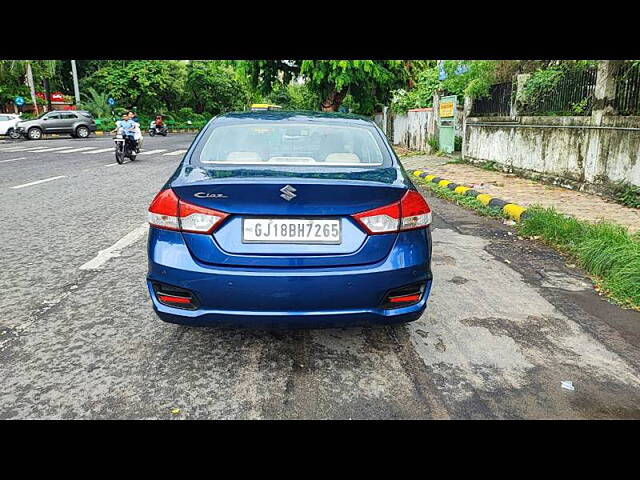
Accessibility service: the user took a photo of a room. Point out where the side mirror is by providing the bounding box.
[43,117,48,121]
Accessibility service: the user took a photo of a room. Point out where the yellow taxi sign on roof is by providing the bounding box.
[250,104,282,111]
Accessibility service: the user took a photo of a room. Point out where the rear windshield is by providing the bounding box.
[195,122,389,168]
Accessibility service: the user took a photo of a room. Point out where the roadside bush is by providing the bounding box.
[175,107,205,123]
[612,182,640,209]
[96,117,116,131]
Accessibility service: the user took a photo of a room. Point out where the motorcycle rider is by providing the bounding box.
[111,113,137,154]
[154,115,166,135]
[128,111,143,153]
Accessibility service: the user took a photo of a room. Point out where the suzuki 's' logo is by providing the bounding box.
[280,185,297,201]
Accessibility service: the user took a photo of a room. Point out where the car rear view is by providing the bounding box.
[146,111,433,328]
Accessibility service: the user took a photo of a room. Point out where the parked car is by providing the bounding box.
[0,113,22,139]
[16,110,97,140]
[146,111,433,328]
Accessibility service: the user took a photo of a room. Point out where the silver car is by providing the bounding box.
[16,110,97,140]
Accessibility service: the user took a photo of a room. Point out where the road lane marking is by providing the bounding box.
[11,175,66,189]
[163,149,187,156]
[83,148,113,154]
[19,146,64,152]
[23,146,75,153]
[0,157,26,164]
[56,147,98,153]
[79,223,148,270]
[104,163,119,167]
[138,149,167,155]
[0,146,33,152]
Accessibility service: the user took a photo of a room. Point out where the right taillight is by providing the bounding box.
[352,190,431,235]
[399,190,432,231]
[148,188,228,234]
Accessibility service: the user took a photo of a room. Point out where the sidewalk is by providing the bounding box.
[399,153,640,233]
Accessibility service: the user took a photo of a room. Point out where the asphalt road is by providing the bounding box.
[1,134,639,419]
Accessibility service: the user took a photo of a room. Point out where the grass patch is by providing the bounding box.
[446,158,468,165]
[478,160,500,171]
[414,177,506,219]
[393,146,423,158]
[518,206,640,309]
[612,181,640,209]
[444,158,501,172]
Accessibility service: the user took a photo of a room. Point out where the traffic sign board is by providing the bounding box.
[15,96,25,106]
[108,97,115,106]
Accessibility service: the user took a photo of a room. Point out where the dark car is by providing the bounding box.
[146,111,434,328]
[16,110,97,140]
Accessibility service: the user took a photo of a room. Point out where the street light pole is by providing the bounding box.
[71,60,81,106]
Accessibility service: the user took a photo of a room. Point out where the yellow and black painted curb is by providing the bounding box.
[411,169,528,222]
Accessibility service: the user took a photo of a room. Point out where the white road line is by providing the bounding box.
[24,146,74,153]
[83,148,113,154]
[138,149,167,155]
[0,146,32,152]
[11,175,66,189]
[56,147,98,153]
[0,157,26,164]
[104,163,119,167]
[79,223,148,270]
[19,146,61,152]
[163,149,187,156]
[0,144,26,148]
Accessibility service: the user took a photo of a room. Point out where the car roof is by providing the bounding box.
[213,110,376,126]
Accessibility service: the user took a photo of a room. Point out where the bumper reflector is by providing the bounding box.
[158,294,192,305]
[153,282,198,310]
[382,283,426,309]
[389,294,421,303]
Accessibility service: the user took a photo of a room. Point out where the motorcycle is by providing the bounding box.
[114,133,137,164]
[148,121,168,137]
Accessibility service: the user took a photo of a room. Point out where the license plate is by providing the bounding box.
[242,218,341,244]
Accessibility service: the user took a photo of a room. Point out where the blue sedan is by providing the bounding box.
[146,111,433,328]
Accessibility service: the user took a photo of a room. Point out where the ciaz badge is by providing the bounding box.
[194,192,228,199]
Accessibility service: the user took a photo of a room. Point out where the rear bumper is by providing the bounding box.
[147,227,432,328]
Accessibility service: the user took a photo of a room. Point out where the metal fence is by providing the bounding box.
[520,67,597,116]
[614,62,640,116]
[470,82,512,116]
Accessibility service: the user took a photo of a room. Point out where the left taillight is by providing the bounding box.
[148,188,228,234]
[352,190,432,235]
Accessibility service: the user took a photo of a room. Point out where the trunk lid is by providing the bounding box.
[172,176,407,268]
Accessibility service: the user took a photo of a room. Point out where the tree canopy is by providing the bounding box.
[237,60,406,114]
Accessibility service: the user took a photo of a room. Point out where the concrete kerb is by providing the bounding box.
[411,169,528,222]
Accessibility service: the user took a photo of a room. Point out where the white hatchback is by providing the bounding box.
[0,114,22,139]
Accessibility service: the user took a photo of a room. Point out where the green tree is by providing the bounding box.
[81,60,187,112]
[0,60,59,113]
[184,61,250,114]
[440,60,495,100]
[240,60,406,114]
[0,61,29,110]
[78,87,111,118]
[236,60,301,96]
[390,60,497,114]
[299,60,406,113]
[264,82,321,110]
